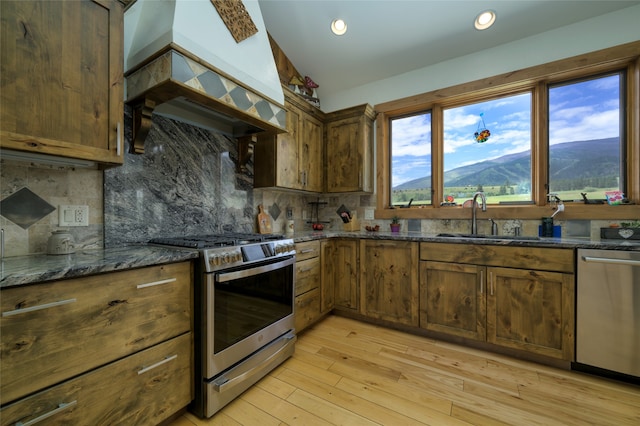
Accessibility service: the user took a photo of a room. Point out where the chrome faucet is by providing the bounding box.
[471,192,487,234]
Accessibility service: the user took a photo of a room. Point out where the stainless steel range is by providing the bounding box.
[150,233,297,418]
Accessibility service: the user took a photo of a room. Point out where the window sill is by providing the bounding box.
[375,203,640,221]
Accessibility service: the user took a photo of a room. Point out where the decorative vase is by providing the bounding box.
[390,223,401,233]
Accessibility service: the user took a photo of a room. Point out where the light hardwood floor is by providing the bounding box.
[171,315,640,426]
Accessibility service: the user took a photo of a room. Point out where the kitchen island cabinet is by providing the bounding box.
[420,243,575,361]
[324,104,376,193]
[0,0,124,165]
[255,87,324,192]
[0,261,193,424]
[360,240,419,326]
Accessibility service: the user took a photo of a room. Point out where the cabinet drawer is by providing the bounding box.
[0,262,192,405]
[295,288,321,332]
[295,241,320,262]
[420,243,574,273]
[0,333,192,426]
[296,257,320,296]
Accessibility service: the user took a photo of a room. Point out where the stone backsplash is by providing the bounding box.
[0,111,632,256]
[0,160,104,257]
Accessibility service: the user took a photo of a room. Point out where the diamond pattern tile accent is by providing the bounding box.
[254,100,275,121]
[198,71,228,98]
[229,86,253,110]
[125,50,286,130]
[268,203,281,221]
[0,187,56,229]
[172,53,197,82]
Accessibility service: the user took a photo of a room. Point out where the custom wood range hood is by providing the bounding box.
[124,0,286,163]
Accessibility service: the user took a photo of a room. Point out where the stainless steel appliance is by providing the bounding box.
[576,249,640,379]
[151,233,297,418]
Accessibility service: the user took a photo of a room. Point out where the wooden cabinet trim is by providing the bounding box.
[420,242,574,273]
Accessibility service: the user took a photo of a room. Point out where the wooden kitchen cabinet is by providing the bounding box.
[294,240,323,332]
[324,104,376,193]
[0,333,191,426]
[0,0,124,165]
[420,261,486,341]
[0,261,193,423]
[255,87,324,192]
[322,239,359,312]
[486,266,574,360]
[360,240,419,326]
[419,243,575,361]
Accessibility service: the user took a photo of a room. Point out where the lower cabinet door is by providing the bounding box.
[486,267,575,360]
[0,333,192,426]
[419,261,486,341]
[295,288,321,332]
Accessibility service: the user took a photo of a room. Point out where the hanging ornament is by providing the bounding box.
[474,112,491,143]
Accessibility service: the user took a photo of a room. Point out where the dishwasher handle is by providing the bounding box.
[581,256,640,267]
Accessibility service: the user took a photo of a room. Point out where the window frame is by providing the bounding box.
[375,42,640,221]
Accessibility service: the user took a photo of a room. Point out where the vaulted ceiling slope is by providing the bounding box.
[259,0,640,106]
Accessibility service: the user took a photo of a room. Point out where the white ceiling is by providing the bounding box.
[259,1,640,98]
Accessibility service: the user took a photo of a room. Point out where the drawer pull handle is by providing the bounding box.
[480,270,484,294]
[582,256,640,267]
[16,400,77,426]
[116,121,122,156]
[2,299,76,317]
[136,278,176,289]
[299,267,314,273]
[138,354,178,375]
[299,249,314,254]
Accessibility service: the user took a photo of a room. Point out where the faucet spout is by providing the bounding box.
[471,192,487,234]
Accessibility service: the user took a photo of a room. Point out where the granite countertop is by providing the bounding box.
[291,230,640,251]
[0,245,199,289]
[2,233,638,288]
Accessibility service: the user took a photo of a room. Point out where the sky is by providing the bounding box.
[391,74,621,187]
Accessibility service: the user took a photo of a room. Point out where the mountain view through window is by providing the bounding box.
[548,73,623,201]
[390,72,624,206]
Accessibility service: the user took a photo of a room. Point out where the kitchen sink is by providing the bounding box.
[436,233,541,241]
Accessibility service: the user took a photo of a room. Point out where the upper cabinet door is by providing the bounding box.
[254,87,325,192]
[325,104,375,193]
[299,112,323,192]
[0,0,124,165]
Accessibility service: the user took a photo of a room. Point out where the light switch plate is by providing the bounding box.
[59,205,89,227]
[364,208,375,220]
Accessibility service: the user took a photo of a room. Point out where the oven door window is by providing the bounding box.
[214,258,294,354]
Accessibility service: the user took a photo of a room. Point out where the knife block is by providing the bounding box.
[342,213,360,231]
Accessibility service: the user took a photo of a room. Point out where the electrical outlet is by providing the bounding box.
[59,205,89,227]
[364,208,375,220]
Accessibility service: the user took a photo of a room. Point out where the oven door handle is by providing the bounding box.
[216,256,295,283]
[211,331,296,393]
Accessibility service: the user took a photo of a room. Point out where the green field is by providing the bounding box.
[392,186,618,206]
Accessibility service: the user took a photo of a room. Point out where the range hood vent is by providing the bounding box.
[124,0,286,154]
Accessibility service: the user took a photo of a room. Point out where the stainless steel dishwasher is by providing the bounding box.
[576,248,640,378]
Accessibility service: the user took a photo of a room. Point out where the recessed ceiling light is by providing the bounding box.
[331,19,347,36]
[474,10,496,30]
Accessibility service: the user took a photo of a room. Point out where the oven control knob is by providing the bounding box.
[209,254,220,266]
[223,253,231,263]
[234,252,242,262]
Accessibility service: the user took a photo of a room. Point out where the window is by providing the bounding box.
[376,43,639,220]
[390,113,431,206]
[548,73,625,201]
[443,93,532,204]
